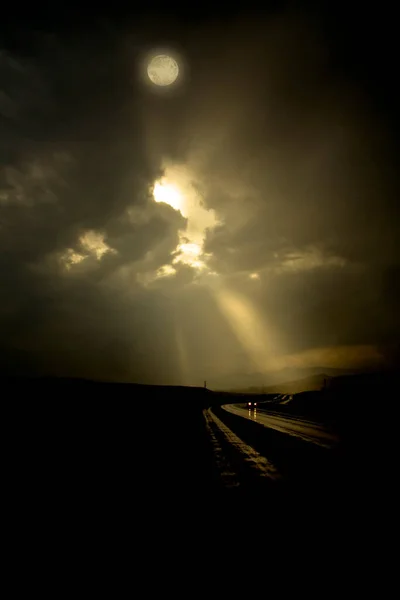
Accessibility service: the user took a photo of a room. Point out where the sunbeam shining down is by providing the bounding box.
[213,286,279,372]
[150,163,287,375]
[151,167,282,374]
[1,0,398,517]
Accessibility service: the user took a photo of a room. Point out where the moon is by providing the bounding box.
[147,55,179,87]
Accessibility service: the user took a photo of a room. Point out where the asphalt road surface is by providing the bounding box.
[222,404,339,448]
[204,407,281,488]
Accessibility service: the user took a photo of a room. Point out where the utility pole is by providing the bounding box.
[204,380,207,389]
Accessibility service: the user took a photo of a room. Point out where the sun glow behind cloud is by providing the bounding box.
[153,181,183,213]
[152,166,219,274]
[150,164,283,374]
[60,230,116,270]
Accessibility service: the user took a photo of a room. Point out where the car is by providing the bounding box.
[247,400,257,410]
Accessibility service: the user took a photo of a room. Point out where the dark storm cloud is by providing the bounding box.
[0,30,187,381]
[192,18,398,272]
[182,14,399,371]
[0,8,398,384]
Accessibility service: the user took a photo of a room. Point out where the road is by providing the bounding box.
[204,408,281,487]
[221,404,339,449]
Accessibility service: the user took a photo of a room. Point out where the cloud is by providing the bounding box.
[0,11,398,384]
[274,247,347,273]
[268,344,386,372]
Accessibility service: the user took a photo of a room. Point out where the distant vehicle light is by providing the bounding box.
[254,402,257,406]
[248,402,251,405]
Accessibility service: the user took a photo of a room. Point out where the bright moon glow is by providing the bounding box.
[147,55,179,86]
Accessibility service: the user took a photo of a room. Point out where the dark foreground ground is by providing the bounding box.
[3,375,399,564]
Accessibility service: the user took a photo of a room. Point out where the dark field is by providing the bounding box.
[3,375,398,551]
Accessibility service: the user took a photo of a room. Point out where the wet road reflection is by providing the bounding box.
[248,408,257,421]
[224,404,338,448]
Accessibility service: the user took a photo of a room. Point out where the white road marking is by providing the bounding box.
[203,408,240,488]
[204,408,280,482]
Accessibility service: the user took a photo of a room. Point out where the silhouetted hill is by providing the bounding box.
[213,366,358,391]
[250,369,399,423]
[2,376,219,533]
[1,376,212,399]
[227,372,332,394]
[263,373,330,394]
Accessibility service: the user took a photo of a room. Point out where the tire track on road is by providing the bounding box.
[204,408,281,488]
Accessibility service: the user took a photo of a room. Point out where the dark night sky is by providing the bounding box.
[0,2,398,386]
